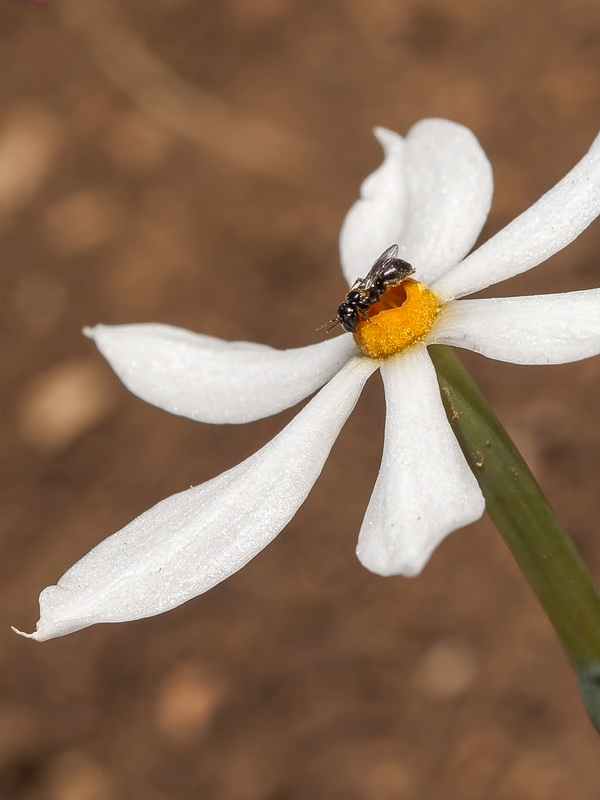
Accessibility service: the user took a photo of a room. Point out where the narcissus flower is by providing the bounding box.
[16,120,600,641]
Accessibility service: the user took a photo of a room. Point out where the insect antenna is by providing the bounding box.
[316,319,340,333]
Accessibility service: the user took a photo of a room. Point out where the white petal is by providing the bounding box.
[356,345,484,577]
[339,128,407,286]
[339,119,493,286]
[433,133,600,301]
[20,356,377,640]
[430,290,600,364]
[86,323,358,424]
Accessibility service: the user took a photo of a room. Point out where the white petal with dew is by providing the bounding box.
[86,324,358,424]
[17,356,377,641]
[356,345,484,577]
[339,119,493,286]
[434,132,600,301]
[430,289,600,364]
[399,119,493,285]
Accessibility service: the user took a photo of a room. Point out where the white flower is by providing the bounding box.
[16,119,600,641]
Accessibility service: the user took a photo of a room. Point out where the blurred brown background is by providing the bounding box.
[1,1,599,798]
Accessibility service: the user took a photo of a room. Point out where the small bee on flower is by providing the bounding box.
[323,244,415,333]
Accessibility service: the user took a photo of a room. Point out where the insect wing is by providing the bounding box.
[361,244,399,290]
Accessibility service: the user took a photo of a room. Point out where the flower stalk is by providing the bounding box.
[430,343,600,734]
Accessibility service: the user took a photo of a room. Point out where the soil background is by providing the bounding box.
[1,1,599,799]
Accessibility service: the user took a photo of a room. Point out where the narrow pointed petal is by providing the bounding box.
[431,290,600,364]
[433,133,600,301]
[356,345,484,577]
[339,128,407,285]
[24,357,377,640]
[339,119,493,286]
[86,324,358,424]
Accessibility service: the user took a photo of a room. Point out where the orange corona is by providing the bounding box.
[353,279,441,359]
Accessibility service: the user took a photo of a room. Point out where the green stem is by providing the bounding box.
[429,344,600,734]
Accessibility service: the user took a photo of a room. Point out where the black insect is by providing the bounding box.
[325,245,415,334]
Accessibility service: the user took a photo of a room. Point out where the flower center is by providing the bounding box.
[353,279,440,359]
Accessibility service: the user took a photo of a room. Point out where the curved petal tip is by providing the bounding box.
[356,542,434,578]
[373,126,402,150]
[11,625,40,641]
